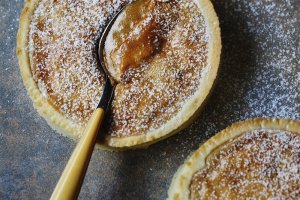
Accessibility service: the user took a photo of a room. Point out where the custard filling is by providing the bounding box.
[28,0,209,137]
[190,130,300,199]
[105,0,178,82]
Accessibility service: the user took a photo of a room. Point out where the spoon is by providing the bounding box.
[50,8,124,200]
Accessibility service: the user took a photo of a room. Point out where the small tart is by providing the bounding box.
[168,118,300,199]
[17,0,221,149]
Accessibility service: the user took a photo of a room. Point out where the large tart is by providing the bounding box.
[168,118,300,199]
[17,0,221,149]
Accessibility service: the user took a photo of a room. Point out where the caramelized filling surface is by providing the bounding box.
[190,130,300,199]
[29,0,208,137]
[105,0,178,81]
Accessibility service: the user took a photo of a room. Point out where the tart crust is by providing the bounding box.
[167,118,300,199]
[17,0,221,149]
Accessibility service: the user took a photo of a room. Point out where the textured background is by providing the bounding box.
[0,0,299,199]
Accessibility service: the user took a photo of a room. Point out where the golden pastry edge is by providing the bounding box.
[17,0,221,150]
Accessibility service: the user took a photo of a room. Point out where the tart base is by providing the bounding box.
[17,0,221,150]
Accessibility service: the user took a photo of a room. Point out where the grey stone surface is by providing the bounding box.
[0,0,299,199]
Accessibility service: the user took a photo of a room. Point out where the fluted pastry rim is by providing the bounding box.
[17,0,221,150]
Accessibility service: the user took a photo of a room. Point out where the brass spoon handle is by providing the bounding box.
[50,108,105,200]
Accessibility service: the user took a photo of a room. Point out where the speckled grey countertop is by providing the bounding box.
[0,0,299,199]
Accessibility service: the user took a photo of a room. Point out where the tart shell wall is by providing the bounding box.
[17,0,221,150]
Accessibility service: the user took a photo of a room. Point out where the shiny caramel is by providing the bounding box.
[106,0,179,82]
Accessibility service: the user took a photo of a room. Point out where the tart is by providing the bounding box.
[168,118,300,199]
[17,0,221,149]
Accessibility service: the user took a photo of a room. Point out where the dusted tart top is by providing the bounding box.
[19,0,220,148]
[105,0,209,137]
[29,0,208,135]
[190,129,300,199]
[167,119,300,199]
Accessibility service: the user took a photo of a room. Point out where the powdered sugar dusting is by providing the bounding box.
[28,0,130,123]
[107,0,209,136]
[170,0,299,157]
[28,0,210,136]
[190,129,300,199]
